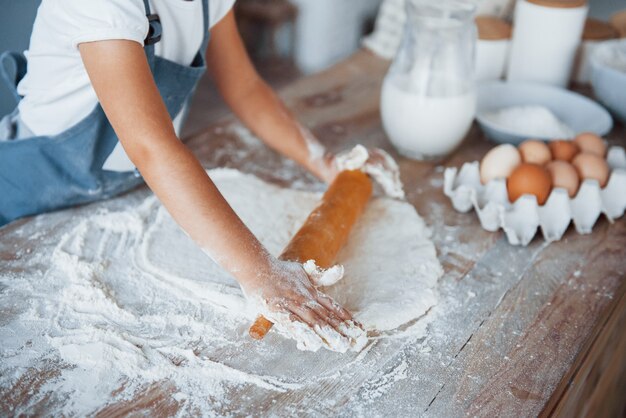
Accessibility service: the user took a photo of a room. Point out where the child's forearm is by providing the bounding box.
[207,10,336,183]
[79,39,274,288]
[226,80,337,182]
[138,138,274,285]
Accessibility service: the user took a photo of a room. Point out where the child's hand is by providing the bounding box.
[242,259,366,352]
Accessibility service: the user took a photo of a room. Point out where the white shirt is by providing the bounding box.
[16,0,235,171]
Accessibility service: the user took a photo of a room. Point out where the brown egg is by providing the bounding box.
[507,163,553,205]
[574,132,607,157]
[572,153,610,188]
[518,139,552,165]
[549,140,580,162]
[546,161,580,197]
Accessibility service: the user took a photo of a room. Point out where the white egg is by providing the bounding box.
[480,144,522,184]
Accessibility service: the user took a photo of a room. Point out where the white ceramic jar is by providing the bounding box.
[475,16,512,81]
[507,0,588,87]
[573,19,619,84]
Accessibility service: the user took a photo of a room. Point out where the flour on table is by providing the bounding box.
[0,168,441,415]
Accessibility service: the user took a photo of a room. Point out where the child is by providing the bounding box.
[0,0,365,351]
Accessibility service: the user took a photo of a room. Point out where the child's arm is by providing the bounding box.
[78,40,361,348]
[207,11,338,183]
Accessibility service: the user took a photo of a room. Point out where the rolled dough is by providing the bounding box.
[144,168,442,335]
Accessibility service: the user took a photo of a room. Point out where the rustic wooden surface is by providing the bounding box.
[1,50,625,417]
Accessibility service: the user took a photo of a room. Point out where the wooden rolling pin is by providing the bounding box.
[249,170,373,340]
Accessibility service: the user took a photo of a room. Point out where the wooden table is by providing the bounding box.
[1,50,625,417]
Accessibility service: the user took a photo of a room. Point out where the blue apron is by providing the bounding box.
[0,0,210,226]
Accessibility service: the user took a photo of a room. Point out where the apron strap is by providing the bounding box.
[142,0,159,66]
[0,51,27,104]
[145,14,163,47]
[142,0,152,17]
[141,0,209,63]
[200,0,210,54]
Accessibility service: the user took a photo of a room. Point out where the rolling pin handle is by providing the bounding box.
[249,316,274,340]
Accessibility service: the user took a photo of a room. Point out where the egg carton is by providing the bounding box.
[443,146,626,246]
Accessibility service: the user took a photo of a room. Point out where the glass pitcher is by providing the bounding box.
[381,0,477,160]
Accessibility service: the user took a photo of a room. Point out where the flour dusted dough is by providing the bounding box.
[144,169,442,335]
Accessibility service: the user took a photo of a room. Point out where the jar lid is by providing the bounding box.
[526,0,586,8]
[582,18,619,41]
[475,16,512,40]
[610,10,626,38]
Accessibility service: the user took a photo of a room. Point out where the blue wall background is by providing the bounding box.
[0,0,41,117]
[0,0,623,118]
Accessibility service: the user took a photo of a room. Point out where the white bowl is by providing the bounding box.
[590,39,626,124]
[476,81,613,144]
